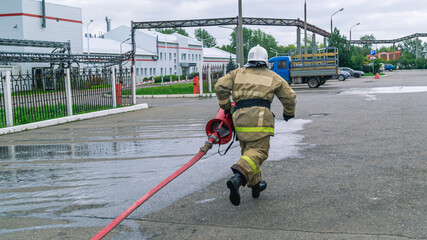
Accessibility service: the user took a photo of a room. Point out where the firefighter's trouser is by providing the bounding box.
[231,135,270,187]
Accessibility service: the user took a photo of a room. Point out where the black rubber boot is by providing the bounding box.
[226,172,245,206]
[251,181,267,198]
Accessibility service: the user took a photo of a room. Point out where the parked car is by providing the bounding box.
[340,67,365,78]
[384,64,396,71]
[332,70,350,81]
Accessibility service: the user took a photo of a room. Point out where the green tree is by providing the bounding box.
[350,53,365,70]
[373,58,383,73]
[276,44,297,55]
[359,34,376,55]
[328,28,352,67]
[397,38,427,69]
[226,56,237,73]
[157,28,189,37]
[398,38,425,57]
[219,44,235,55]
[226,27,279,62]
[379,46,394,52]
[194,28,217,48]
[415,57,427,69]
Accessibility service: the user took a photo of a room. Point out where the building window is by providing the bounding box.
[181,53,186,61]
[170,68,172,74]
[136,68,139,76]
[153,68,156,76]
[150,68,152,76]
[160,52,163,60]
[144,68,147,76]
[169,53,172,61]
[192,54,194,61]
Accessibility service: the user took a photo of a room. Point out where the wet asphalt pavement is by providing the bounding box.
[0,70,426,239]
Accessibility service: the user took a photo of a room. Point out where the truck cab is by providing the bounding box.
[268,56,292,84]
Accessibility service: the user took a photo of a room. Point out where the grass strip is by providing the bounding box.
[0,104,114,128]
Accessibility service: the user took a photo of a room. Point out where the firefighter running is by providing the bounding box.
[215,45,297,206]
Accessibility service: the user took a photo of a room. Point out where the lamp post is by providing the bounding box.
[219,25,237,61]
[120,37,131,56]
[237,0,244,67]
[350,22,360,42]
[270,48,278,57]
[86,19,93,55]
[119,37,131,83]
[330,8,344,33]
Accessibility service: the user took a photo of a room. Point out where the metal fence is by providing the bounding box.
[201,64,226,93]
[10,70,67,126]
[0,79,5,127]
[0,68,133,128]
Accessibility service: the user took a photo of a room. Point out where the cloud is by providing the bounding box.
[52,0,427,45]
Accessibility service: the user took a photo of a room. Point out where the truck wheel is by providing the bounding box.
[338,74,345,81]
[308,78,320,88]
[354,73,360,78]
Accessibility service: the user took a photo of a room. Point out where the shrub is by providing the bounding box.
[188,72,199,79]
[154,76,162,83]
[163,75,171,82]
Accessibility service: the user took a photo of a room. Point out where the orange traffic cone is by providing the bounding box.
[374,73,381,79]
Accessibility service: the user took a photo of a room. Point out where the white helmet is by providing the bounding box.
[247,44,268,65]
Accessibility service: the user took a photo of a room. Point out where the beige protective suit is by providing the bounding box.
[215,66,296,187]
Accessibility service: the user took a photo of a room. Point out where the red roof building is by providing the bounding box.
[366,51,401,61]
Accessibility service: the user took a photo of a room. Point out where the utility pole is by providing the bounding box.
[237,0,244,67]
[304,0,307,55]
[416,35,419,58]
[297,27,301,55]
[350,22,360,42]
[330,8,344,33]
[86,20,93,55]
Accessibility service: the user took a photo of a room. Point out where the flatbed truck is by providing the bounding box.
[268,47,339,88]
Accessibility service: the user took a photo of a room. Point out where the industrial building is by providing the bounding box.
[85,25,236,81]
[1,0,236,80]
[0,0,82,74]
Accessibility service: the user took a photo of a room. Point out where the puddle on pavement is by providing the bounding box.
[0,119,311,238]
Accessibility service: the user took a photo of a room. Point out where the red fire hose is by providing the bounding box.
[92,109,232,240]
[91,149,208,240]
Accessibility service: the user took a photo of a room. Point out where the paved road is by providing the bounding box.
[0,70,426,239]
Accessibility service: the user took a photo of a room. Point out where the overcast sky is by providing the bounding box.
[54,0,427,47]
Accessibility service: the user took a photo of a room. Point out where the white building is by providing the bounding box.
[0,0,82,53]
[203,48,236,65]
[0,0,83,73]
[1,0,236,80]
[84,26,236,81]
[94,25,204,78]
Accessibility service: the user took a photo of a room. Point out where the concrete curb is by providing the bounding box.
[135,93,216,98]
[0,103,148,135]
[104,93,216,99]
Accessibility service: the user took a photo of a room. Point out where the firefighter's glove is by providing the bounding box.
[283,114,294,122]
